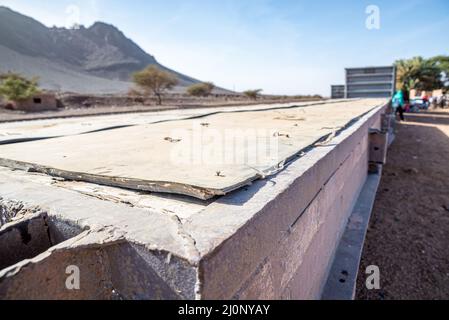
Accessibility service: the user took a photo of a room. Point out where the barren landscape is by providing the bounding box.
[0,0,448,304]
[357,109,449,300]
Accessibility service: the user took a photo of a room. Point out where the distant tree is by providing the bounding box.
[292,94,323,100]
[204,82,215,93]
[429,55,449,88]
[0,73,40,102]
[395,57,442,92]
[70,23,81,30]
[127,88,143,97]
[133,65,178,105]
[187,82,215,97]
[243,89,263,100]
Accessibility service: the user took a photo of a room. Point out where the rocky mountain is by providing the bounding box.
[0,6,199,94]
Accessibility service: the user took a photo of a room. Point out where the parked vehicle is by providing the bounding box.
[411,98,429,110]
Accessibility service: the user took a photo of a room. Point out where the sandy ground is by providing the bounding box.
[356,109,449,300]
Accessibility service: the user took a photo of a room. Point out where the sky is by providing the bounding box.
[0,0,448,96]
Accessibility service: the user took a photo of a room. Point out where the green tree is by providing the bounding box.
[430,55,449,88]
[133,65,178,105]
[243,89,263,100]
[187,82,215,97]
[395,57,442,92]
[0,73,39,102]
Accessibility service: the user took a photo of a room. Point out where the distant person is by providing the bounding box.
[404,100,411,113]
[430,96,437,109]
[438,95,446,109]
[392,90,405,121]
[422,94,430,109]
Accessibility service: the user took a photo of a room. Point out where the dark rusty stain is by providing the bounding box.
[16,220,32,245]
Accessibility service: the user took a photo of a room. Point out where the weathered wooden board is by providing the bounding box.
[0,99,386,199]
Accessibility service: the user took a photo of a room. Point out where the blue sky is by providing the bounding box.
[1,0,448,95]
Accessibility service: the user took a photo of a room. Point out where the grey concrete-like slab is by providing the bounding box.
[0,99,390,299]
[0,100,345,145]
[0,99,385,199]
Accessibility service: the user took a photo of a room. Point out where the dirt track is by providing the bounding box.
[357,109,449,300]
